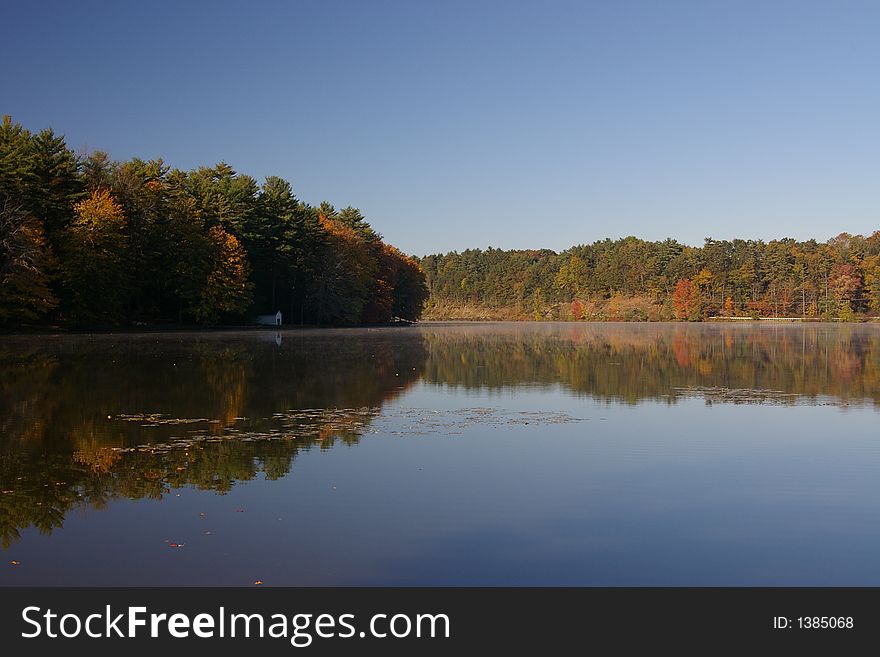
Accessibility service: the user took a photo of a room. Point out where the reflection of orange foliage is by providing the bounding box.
[672,333,698,369]
[566,325,588,345]
[73,446,121,473]
[423,323,880,407]
[204,351,247,433]
[831,351,860,382]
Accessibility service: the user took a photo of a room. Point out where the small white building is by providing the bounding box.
[256,310,282,326]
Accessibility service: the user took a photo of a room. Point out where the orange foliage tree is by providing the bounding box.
[672,278,703,321]
[62,190,129,325]
[194,225,254,323]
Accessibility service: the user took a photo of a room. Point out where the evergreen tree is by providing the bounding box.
[0,201,58,323]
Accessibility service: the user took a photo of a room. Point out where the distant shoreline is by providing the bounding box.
[423,317,880,322]
[421,302,880,324]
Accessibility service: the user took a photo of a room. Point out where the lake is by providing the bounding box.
[1,322,879,586]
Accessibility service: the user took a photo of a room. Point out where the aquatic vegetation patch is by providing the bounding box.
[671,386,866,407]
[106,405,583,453]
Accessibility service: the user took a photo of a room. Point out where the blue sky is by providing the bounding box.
[4,0,879,255]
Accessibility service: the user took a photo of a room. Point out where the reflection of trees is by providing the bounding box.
[420,323,880,406]
[0,331,426,451]
[0,330,425,546]
[0,346,59,446]
[3,323,879,547]
[0,426,378,548]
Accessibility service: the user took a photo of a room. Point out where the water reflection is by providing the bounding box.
[0,322,878,551]
[0,329,424,547]
[421,322,880,406]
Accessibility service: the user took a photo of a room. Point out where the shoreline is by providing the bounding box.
[0,319,417,337]
[421,315,880,324]
[3,316,879,337]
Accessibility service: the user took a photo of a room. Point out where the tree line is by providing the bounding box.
[0,116,428,328]
[421,232,880,321]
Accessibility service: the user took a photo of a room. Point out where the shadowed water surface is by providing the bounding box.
[1,322,879,585]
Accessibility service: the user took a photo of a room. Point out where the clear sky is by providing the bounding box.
[4,0,879,255]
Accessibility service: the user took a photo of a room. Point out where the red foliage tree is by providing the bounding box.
[829,263,861,301]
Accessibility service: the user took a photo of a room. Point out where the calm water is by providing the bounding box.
[1,322,879,586]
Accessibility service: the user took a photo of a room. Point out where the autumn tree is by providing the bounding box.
[192,226,253,324]
[829,263,861,303]
[553,254,589,298]
[361,243,397,324]
[863,255,880,314]
[671,278,702,321]
[62,190,129,325]
[162,196,253,324]
[312,208,376,324]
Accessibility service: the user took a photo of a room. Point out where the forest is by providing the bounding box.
[5,115,880,328]
[0,116,428,329]
[421,231,880,321]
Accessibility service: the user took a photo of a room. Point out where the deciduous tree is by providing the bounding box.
[62,190,129,325]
